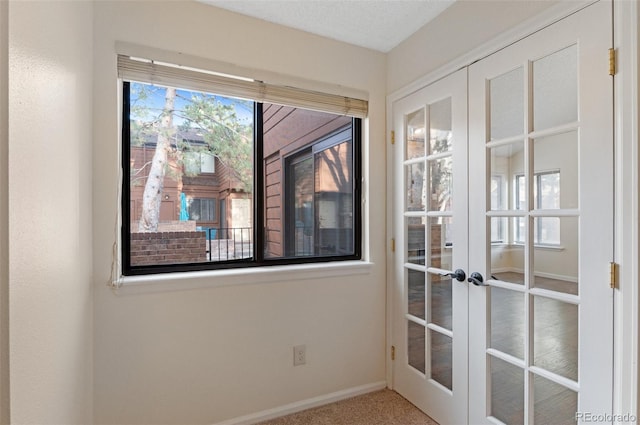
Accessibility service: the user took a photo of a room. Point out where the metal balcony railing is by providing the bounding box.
[202,227,252,262]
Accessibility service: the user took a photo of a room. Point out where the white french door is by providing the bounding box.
[391,68,468,425]
[391,2,614,424]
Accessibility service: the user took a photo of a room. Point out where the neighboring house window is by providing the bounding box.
[188,198,216,222]
[119,56,364,275]
[184,151,215,175]
[515,171,560,245]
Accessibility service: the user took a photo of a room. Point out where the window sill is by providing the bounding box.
[112,260,375,295]
[492,243,564,251]
[512,242,565,251]
[532,244,564,251]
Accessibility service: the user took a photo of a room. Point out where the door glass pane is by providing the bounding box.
[406,108,426,160]
[490,176,505,212]
[491,287,525,359]
[491,216,525,285]
[407,162,426,211]
[407,217,425,265]
[490,217,507,244]
[490,356,524,424]
[430,330,452,390]
[533,131,578,210]
[538,174,560,209]
[490,67,524,140]
[514,216,527,246]
[533,216,578,294]
[534,296,578,381]
[408,321,425,374]
[430,271,452,331]
[533,45,578,131]
[429,157,452,211]
[534,217,561,245]
[515,176,527,211]
[430,216,453,270]
[429,98,452,155]
[534,374,578,425]
[490,143,524,211]
[408,269,425,320]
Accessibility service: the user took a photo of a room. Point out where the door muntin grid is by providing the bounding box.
[404,98,455,390]
[485,44,580,424]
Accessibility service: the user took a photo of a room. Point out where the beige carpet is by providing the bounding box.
[256,389,439,425]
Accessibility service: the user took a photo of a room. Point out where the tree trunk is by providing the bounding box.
[138,87,176,232]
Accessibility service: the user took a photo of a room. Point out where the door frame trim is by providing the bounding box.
[614,0,638,418]
[385,0,639,420]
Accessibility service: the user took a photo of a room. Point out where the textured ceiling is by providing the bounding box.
[200,0,456,52]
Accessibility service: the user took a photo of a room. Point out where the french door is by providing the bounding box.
[391,2,613,424]
[392,68,468,425]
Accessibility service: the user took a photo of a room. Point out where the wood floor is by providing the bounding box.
[408,272,578,424]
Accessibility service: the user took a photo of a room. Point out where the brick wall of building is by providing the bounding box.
[130,231,207,266]
[131,220,197,233]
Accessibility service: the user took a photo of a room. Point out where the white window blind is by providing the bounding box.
[117,55,368,118]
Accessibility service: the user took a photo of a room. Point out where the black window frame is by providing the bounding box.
[121,81,362,276]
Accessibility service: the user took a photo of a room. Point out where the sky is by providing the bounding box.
[129,81,254,126]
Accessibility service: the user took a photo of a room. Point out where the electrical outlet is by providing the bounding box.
[293,345,306,366]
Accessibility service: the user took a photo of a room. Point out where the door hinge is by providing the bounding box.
[610,261,618,289]
[391,345,396,361]
[609,48,616,76]
[391,130,395,145]
[391,238,395,252]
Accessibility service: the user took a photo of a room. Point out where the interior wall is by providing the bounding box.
[0,0,9,422]
[387,0,558,94]
[92,2,387,424]
[7,1,94,423]
[496,134,579,281]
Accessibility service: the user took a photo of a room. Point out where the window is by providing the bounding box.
[490,175,506,243]
[515,171,560,245]
[188,198,216,222]
[282,128,354,258]
[120,57,364,275]
[184,152,215,175]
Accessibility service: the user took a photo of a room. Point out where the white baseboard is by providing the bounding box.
[212,381,388,425]
[533,271,578,284]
